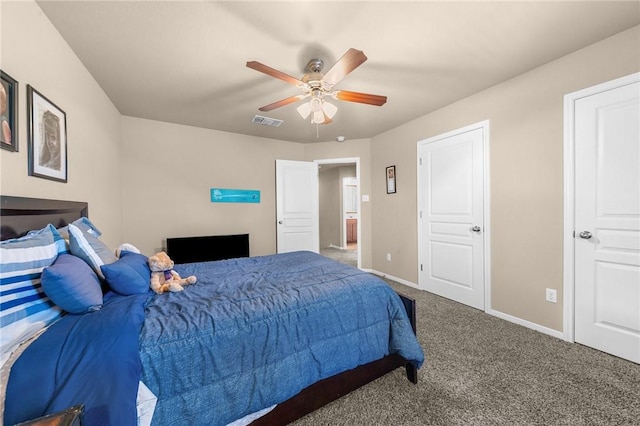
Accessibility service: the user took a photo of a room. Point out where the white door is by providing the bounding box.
[418,123,486,310]
[275,159,319,253]
[573,78,640,363]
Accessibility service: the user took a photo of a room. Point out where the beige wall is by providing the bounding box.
[120,116,304,256]
[370,26,640,331]
[121,119,374,264]
[0,1,124,249]
[120,122,374,266]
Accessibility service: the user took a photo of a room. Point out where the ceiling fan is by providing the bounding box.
[246,48,387,125]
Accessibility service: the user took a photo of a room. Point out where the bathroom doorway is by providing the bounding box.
[317,158,359,268]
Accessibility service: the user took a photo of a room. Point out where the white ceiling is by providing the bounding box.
[36,1,639,144]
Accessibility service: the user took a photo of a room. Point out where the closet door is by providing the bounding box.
[418,123,486,310]
[573,78,640,363]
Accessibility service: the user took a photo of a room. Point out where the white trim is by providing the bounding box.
[482,122,492,313]
[368,270,419,289]
[315,157,361,269]
[562,94,575,343]
[487,308,565,340]
[370,270,564,340]
[341,176,359,249]
[416,120,491,312]
[562,72,640,343]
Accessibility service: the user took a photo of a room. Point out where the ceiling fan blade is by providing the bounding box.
[322,48,368,86]
[334,90,387,106]
[258,94,307,112]
[246,61,306,87]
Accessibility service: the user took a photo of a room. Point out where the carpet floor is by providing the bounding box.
[292,278,640,425]
[320,247,358,268]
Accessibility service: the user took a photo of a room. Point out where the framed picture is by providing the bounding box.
[1,70,18,152]
[386,165,396,194]
[27,85,67,183]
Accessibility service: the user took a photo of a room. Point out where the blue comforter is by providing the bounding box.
[5,251,424,426]
[141,251,424,425]
[4,291,150,425]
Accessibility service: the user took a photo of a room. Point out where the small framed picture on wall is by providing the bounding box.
[27,85,68,183]
[386,165,396,194]
[1,70,19,152]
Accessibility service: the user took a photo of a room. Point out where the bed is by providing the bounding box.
[0,195,424,425]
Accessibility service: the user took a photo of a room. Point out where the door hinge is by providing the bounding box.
[419,211,422,219]
[420,264,423,271]
[419,158,423,166]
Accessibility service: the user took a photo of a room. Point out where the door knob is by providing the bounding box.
[278,221,283,225]
[579,231,592,239]
[471,226,481,233]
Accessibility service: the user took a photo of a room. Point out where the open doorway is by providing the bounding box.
[316,158,360,269]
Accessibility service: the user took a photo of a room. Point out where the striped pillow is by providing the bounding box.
[68,223,117,280]
[0,224,66,366]
[57,216,102,241]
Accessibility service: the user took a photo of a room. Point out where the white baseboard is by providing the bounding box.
[487,308,565,340]
[367,270,419,290]
[366,269,566,341]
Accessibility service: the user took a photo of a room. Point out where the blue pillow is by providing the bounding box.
[68,223,117,280]
[100,251,151,296]
[41,254,103,314]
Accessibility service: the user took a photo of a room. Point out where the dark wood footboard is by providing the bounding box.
[396,291,419,384]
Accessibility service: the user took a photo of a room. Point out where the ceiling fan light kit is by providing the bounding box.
[296,96,337,124]
[247,48,386,126]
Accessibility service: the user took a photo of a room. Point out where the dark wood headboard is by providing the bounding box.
[0,195,88,241]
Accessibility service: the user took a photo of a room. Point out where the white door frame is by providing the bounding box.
[315,157,361,269]
[342,176,359,249]
[562,72,640,343]
[417,120,491,311]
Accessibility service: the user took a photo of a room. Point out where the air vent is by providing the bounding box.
[252,115,283,127]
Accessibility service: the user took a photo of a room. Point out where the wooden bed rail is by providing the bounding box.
[251,354,412,426]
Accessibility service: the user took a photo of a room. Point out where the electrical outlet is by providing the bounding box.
[386,253,391,261]
[546,288,557,303]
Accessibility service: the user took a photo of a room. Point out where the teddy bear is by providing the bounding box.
[148,251,197,294]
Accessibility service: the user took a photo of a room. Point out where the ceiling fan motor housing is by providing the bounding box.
[306,58,324,73]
